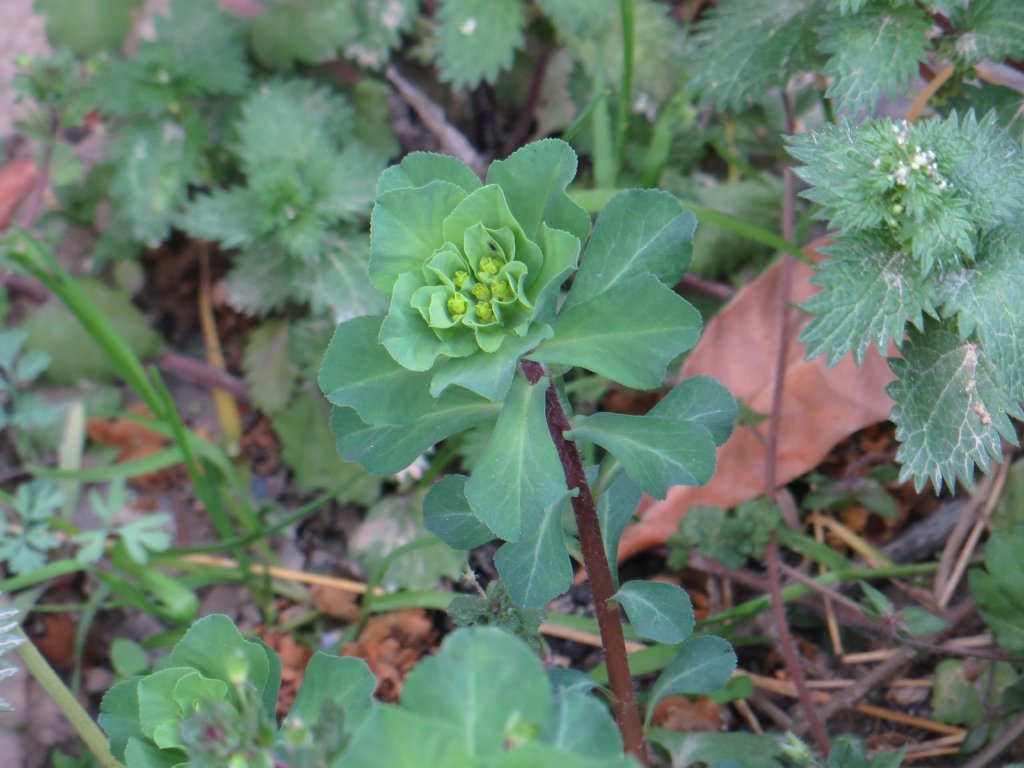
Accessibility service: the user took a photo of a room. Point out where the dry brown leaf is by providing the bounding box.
[310,583,361,622]
[260,627,314,718]
[618,245,895,561]
[87,404,181,491]
[0,159,36,230]
[341,609,436,702]
[650,695,725,732]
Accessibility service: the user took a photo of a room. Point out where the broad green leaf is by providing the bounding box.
[137,667,200,747]
[645,636,736,725]
[566,190,695,308]
[99,678,144,761]
[568,413,716,499]
[939,234,1024,400]
[800,239,937,366]
[687,0,823,110]
[285,652,375,729]
[272,388,381,503]
[21,279,164,385]
[319,315,435,425]
[544,691,624,759]
[465,375,566,542]
[340,706,474,767]
[369,181,468,295]
[960,0,1024,64]
[491,744,637,768]
[124,737,181,768]
[377,152,482,196]
[647,730,786,768]
[649,376,738,446]
[969,525,1024,653]
[531,275,701,390]
[597,471,642,586]
[423,475,496,550]
[330,391,500,475]
[436,0,526,89]
[818,1,931,115]
[932,658,1018,726]
[494,490,574,607]
[402,628,553,759]
[244,320,297,414]
[888,321,1023,492]
[36,0,139,55]
[429,323,554,402]
[169,615,274,714]
[350,492,465,591]
[486,139,592,243]
[611,581,694,644]
[250,0,356,70]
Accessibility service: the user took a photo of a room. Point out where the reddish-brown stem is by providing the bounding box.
[520,359,647,765]
[761,92,832,759]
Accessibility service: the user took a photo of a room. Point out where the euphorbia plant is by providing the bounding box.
[320,139,738,763]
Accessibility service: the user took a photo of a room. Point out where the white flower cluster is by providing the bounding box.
[878,120,949,190]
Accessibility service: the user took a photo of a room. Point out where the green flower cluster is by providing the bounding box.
[367,140,591,383]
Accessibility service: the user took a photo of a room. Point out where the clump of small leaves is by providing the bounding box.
[666,499,781,570]
[788,111,1024,491]
[72,478,172,565]
[0,479,63,576]
[448,580,546,654]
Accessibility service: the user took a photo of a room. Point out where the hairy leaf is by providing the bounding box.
[688,0,823,110]
[435,0,526,89]
[243,320,297,414]
[888,321,1023,491]
[818,1,931,115]
[800,237,938,366]
[958,0,1024,65]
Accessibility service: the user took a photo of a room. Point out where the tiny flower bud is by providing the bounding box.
[479,257,501,275]
[453,270,469,289]
[474,302,495,321]
[492,281,512,301]
[472,283,491,301]
[447,295,468,317]
[226,652,249,686]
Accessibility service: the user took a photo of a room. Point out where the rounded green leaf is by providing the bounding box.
[530,275,702,390]
[611,581,694,644]
[649,375,738,446]
[568,413,717,499]
[285,653,375,729]
[645,635,736,725]
[378,151,482,196]
[423,475,497,550]
[494,490,574,607]
[401,627,553,759]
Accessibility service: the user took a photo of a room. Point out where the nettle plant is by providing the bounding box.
[319,139,738,761]
[788,111,1024,491]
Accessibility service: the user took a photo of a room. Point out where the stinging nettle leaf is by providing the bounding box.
[435,0,527,90]
[888,321,1023,492]
[800,238,938,367]
[566,189,695,309]
[817,1,932,115]
[611,580,695,644]
[530,275,702,390]
[568,412,717,499]
[465,375,566,542]
[645,635,736,725]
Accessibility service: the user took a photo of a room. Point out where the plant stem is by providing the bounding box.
[521,360,647,765]
[15,628,124,768]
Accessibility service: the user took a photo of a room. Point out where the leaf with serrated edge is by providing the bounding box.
[568,412,716,499]
[645,635,736,725]
[567,190,694,309]
[818,2,931,115]
[244,320,297,414]
[465,375,565,542]
[800,238,937,367]
[436,0,526,89]
[888,321,1022,492]
[611,581,694,644]
[530,275,702,390]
